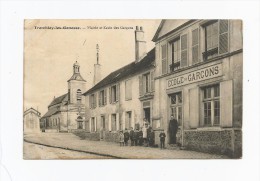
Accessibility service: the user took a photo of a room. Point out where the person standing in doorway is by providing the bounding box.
[169,115,178,144]
[159,130,166,149]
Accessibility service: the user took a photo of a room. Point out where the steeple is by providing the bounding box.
[73,61,80,73]
[68,61,86,82]
[93,44,101,85]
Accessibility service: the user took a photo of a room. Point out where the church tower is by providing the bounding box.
[67,61,86,105]
[93,44,101,85]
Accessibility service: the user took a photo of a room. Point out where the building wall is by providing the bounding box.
[68,80,86,104]
[153,20,242,157]
[24,112,40,133]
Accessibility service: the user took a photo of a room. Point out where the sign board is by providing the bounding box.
[166,64,222,89]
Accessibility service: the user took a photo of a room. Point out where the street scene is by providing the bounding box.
[24,19,243,159]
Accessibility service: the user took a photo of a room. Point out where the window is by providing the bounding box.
[101,116,105,129]
[169,92,182,126]
[125,111,132,129]
[125,79,132,100]
[202,84,220,126]
[203,20,229,61]
[77,89,82,104]
[139,71,154,96]
[91,117,95,132]
[89,93,96,109]
[111,114,117,131]
[170,38,181,72]
[109,84,119,103]
[99,89,107,106]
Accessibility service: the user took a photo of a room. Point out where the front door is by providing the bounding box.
[143,108,151,124]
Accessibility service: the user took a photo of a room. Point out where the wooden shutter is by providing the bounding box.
[109,87,112,104]
[122,112,126,130]
[108,115,112,131]
[189,87,199,128]
[150,70,155,92]
[180,34,188,68]
[89,118,92,132]
[89,95,91,108]
[139,75,143,96]
[116,83,120,102]
[220,80,233,127]
[93,93,96,108]
[116,113,120,131]
[218,20,229,54]
[98,92,101,106]
[161,44,167,74]
[192,28,199,64]
[104,89,107,105]
[95,117,97,132]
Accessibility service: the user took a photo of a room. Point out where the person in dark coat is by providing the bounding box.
[129,127,134,146]
[138,129,143,146]
[148,129,155,147]
[159,130,166,149]
[124,128,130,146]
[168,115,178,144]
[133,128,139,146]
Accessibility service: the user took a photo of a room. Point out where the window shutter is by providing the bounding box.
[192,28,199,64]
[116,83,120,102]
[98,92,101,106]
[122,112,125,130]
[150,70,155,92]
[104,89,107,105]
[189,87,199,128]
[131,110,135,128]
[116,113,120,131]
[95,117,97,132]
[218,20,229,54]
[109,87,112,104]
[220,80,233,127]
[89,118,92,132]
[180,34,188,68]
[161,44,167,74]
[89,96,91,108]
[108,115,112,131]
[139,75,143,96]
[94,93,96,108]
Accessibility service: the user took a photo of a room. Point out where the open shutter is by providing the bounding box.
[109,87,112,104]
[89,96,91,108]
[131,110,135,128]
[189,87,199,128]
[116,113,120,131]
[93,93,97,108]
[104,89,107,105]
[180,34,188,68]
[192,28,199,64]
[116,83,120,102]
[108,114,111,131]
[139,75,143,96]
[122,112,126,130]
[161,44,167,74]
[150,70,155,92]
[98,92,101,106]
[95,117,97,132]
[218,20,229,54]
[89,118,92,132]
[220,80,233,127]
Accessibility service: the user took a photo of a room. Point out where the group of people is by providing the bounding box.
[119,116,179,150]
[119,119,155,147]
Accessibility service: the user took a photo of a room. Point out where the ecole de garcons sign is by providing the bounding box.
[166,64,222,89]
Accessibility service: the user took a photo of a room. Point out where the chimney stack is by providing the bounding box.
[93,44,101,86]
[135,26,147,63]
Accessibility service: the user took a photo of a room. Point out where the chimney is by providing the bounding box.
[135,26,147,63]
[93,44,101,85]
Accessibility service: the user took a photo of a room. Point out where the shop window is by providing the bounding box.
[170,92,182,126]
[202,84,220,126]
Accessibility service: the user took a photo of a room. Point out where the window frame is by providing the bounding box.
[125,79,132,101]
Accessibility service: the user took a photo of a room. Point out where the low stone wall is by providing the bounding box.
[71,130,100,141]
[103,132,120,142]
[184,128,242,158]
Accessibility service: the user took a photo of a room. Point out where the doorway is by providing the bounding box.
[143,108,151,124]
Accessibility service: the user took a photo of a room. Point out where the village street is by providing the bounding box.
[24,133,228,159]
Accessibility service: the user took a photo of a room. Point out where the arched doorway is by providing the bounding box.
[77,116,83,129]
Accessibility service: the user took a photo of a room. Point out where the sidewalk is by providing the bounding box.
[24,133,228,159]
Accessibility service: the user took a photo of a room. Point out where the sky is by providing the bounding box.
[24,19,161,115]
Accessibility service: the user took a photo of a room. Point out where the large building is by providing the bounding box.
[23,107,41,133]
[152,19,242,157]
[83,26,156,142]
[40,61,87,132]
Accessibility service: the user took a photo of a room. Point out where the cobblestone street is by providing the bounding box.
[24,133,228,159]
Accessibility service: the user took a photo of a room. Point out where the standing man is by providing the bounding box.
[169,115,178,144]
[124,128,130,146]
[159,130,166,149]
[129,127,134,146]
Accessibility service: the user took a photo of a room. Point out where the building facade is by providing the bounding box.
[40,61,86,132]
[24,107,41,133]
[82,26,156,142]
[152,19,242,157]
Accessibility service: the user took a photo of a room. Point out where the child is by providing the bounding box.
[159,130,166,149]
[119,130,124,146]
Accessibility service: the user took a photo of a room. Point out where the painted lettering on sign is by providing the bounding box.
[167,64,222,89]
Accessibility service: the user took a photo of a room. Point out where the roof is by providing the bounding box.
[41,107,60,119]
[24,107,41,117]
[83,48,155,95]
[48,93,68,108]
[67,73,86,82]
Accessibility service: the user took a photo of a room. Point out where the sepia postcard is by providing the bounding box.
[23,19,243,159]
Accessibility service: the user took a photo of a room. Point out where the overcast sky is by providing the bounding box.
[24,19,161,115]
